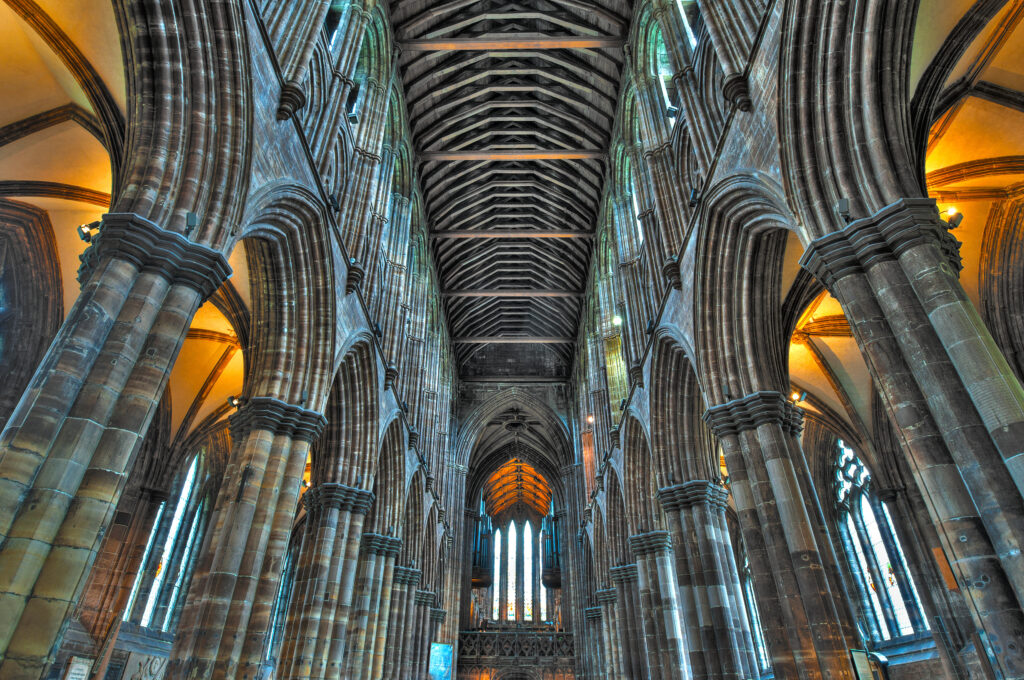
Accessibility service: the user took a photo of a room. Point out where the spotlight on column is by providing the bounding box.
[947,212,964,229]
[587,414,594,424]
[612,314,623,326]
[77,222,99,242]
[790,390,807,403]
[227,395,243,408]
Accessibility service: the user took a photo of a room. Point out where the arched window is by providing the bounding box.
[524,522,534,620]
[675,0,699,47]
[124,455,209,631]
[835,440,926,642]
[741,554,771,672]
[654,28,678,126]
[506,522,517,619]
[264,532,300,667]
[539,528,548,621]
[492,528,502,620]
[629,173,645,247]
[325,0,345,45]
[490,517,552,624]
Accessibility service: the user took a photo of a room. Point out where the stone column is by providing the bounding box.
[584,607,604,679]
[82,486,169,679]
[0,213,230,678]
[167,398,326,680]
[596,589,622,677]
[693,0,760,109]
[704,392,854,679]
[343,533,401,679]
[630,531,690,680]
[401,585,430,675]
[410,589,436,676]
[660,481,757,680]
[266,0,334,119]
[367,540,402,679]
[383,566,420,679]
[277,483,373,680]
[426,608,446,669]
[610,564,648,678]
[801,198,1024,676]
[652,1,716,169]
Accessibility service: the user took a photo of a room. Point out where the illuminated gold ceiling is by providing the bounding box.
[483,458,552,524]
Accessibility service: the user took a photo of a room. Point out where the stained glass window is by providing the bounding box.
[630,178,645,245]
[847,512,890,640]
[862,495,914,636]
[539,529,547,621]
[835,439,927,641]
[492,528,502,620]
[524,522,534,620]
[141,456,198,626]
[507,522,517,619]
[675,0,698,47]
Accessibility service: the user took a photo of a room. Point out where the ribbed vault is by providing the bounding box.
[391,0,629,376]
[483,457,552,525]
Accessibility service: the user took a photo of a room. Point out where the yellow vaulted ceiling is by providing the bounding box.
[484,458,551,523]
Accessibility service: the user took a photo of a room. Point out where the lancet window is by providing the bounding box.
[834,440,927,641]
[124,455,209,632]
[491,518,548,624]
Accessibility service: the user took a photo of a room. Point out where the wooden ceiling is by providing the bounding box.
[391,0,630,377]
[484,457,552,523]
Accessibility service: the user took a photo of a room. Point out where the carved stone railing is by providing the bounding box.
[457,630,575,670]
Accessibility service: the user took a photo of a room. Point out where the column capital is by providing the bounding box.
[584,606,602,621]
[78,212,231,298]
[628,530,672,557]
[702,391,803,438]
[800,197,962,292]
[609,563,638,584]
[393,566,422,586]
[429,607,447,623]
[361,532,403,556]
[657,479,729,512]
[229,396,328,443]
[415,589,437,607]
[595,588,617,605]
[302,482,375,513]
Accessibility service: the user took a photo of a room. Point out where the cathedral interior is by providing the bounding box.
[1,0,1024,679]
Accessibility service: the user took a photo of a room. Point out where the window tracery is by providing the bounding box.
[834,440,926,642]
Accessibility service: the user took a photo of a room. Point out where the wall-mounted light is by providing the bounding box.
[587,414,594,424]
[77,222,98,242]
[835,197,851,222]
[945,206,958,218]
[227,395,243,408]
[948,212,964,229]
[612,315,623,326]
[790,390,807,403]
